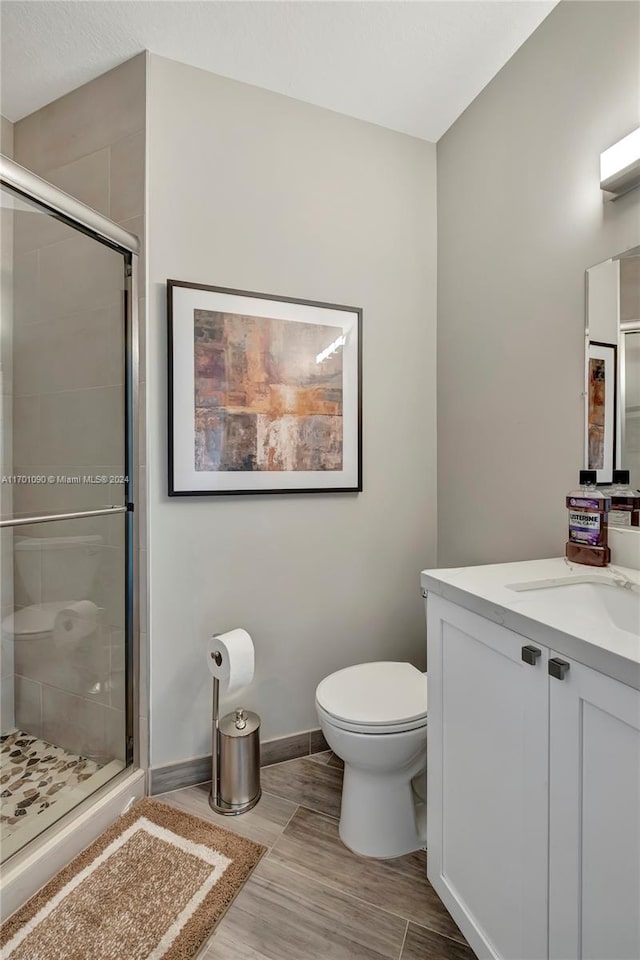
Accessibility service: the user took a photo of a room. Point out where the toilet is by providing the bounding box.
[315,661,427,859]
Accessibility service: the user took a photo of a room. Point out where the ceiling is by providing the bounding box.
[1,1,556,141]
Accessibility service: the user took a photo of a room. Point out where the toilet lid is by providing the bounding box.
[2,602,67,638]
[316,662,427,727]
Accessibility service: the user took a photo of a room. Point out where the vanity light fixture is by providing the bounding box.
[600,128,640,199]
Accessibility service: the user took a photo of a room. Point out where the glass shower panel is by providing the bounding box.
[0,185,132,862]
[1,513,127,861]
[5,187,126,521]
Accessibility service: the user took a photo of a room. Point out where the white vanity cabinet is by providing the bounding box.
[426,596,550,960]
[548,655,640,960]
[426,593,640,960]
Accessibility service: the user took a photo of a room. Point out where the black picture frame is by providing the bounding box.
[586,340,617,486]
[167,280,362,496]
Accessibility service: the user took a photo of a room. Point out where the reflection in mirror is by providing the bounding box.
[586,246,640,495]
[624,332,640,487]
[620,256,640,489]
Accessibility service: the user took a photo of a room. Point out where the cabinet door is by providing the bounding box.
[549,655,640,960]
[426,596,549,960]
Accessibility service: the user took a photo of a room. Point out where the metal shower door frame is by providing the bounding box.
[0,153,141,771]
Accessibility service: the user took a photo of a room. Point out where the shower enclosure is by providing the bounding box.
[0,156,139,865]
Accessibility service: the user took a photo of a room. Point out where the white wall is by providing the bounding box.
[437,0,640,567]
[147,56,437,766]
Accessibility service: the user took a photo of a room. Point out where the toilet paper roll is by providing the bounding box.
[206,628,254,694]
[53,600,99,643]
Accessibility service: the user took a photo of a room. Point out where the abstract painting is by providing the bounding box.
[168,282,362,495]
[586,341,616,485]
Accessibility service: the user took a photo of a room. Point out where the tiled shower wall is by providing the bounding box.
[10,54,147,764]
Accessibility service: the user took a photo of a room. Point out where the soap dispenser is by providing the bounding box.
[565,470,611,566]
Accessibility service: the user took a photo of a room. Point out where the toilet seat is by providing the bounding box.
[2,601,69,640]
[315,661,427,735]
[316,701,427,735]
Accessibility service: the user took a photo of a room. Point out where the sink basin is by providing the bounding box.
[507,579,640,637]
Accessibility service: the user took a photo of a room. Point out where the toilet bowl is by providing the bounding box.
[315,661,427,859]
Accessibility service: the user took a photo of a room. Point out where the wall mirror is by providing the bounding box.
[585,245,640,495]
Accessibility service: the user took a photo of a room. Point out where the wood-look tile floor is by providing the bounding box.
[158,752,476,960]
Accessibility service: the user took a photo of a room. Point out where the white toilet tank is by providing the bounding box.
[15,534,103,604]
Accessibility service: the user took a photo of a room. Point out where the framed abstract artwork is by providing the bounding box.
[586,340,617,485]
[167,280,362,496]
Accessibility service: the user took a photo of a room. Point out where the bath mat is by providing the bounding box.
[0,797,266,960]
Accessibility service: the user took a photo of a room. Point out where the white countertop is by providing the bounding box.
[421,557,640,691]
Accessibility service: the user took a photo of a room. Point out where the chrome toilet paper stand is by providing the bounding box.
[208,649,262,816]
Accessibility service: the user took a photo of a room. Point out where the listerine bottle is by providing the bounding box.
[608,470,640,527]
[565,470,611,566]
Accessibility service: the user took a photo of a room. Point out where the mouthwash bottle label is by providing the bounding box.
[568,511,602,545]
[566,496,607,511]
[609,507,633,527]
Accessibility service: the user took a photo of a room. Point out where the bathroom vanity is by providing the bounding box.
[421,558,640,960]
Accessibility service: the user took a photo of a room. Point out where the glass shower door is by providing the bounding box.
[0,182,135,862]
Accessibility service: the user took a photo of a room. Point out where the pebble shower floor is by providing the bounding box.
[0,731,100,844]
